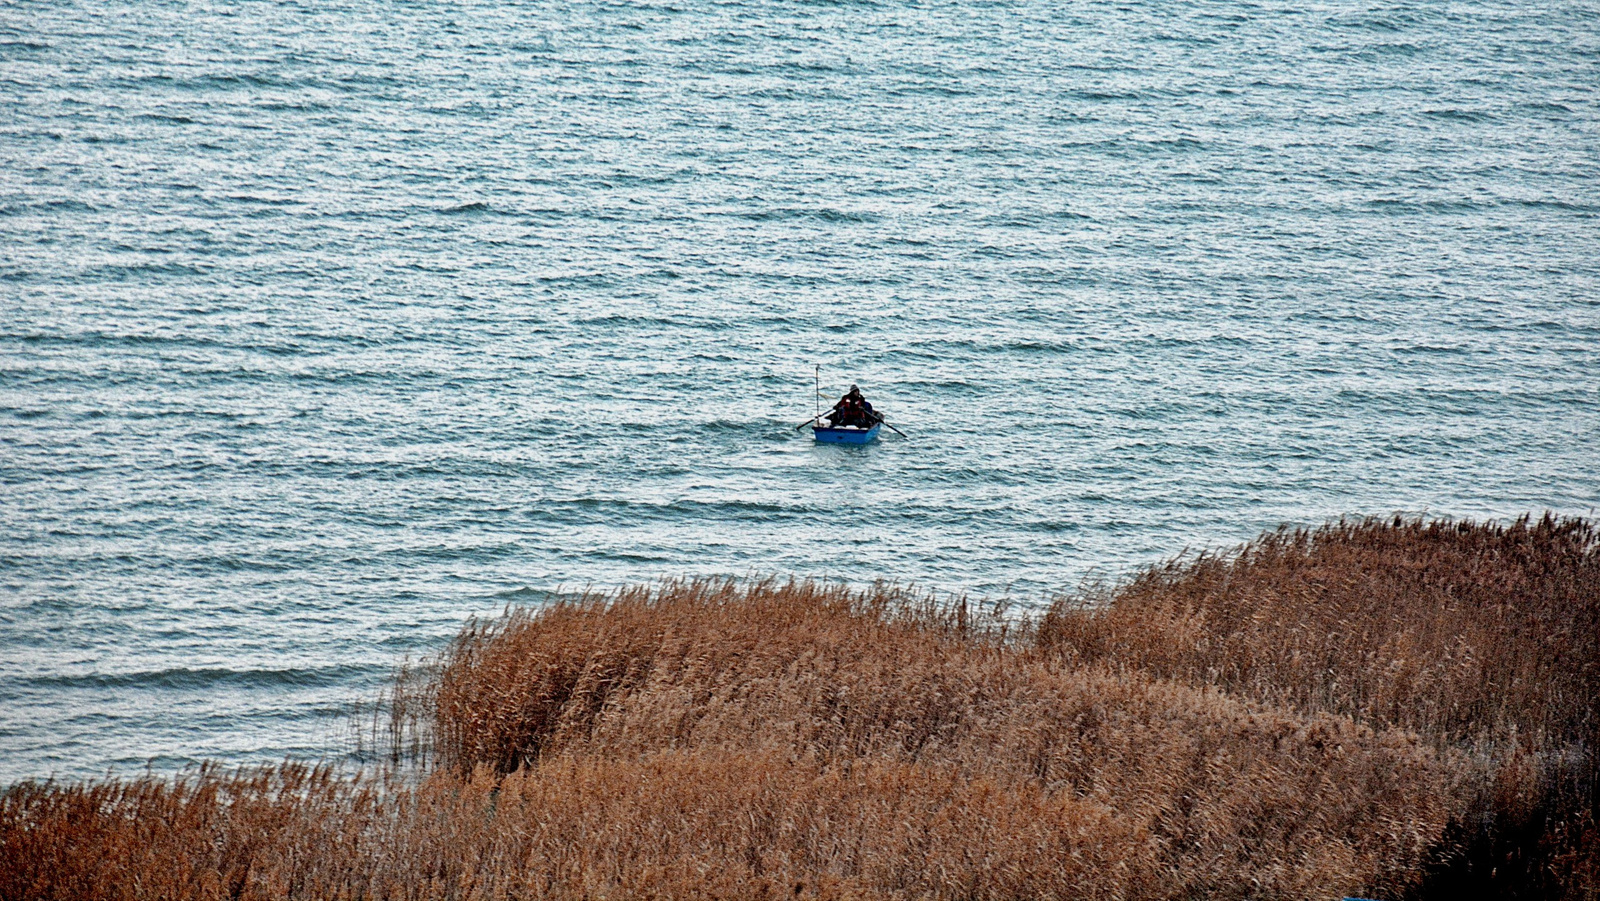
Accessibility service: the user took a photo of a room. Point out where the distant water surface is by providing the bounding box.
[2,0,1597,783]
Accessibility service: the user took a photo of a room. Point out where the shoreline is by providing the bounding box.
[5,514,1596,900]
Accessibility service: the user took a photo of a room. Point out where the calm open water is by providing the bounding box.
[2,0,1598,784]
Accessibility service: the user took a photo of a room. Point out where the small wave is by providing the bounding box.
[1355,42,1424,58]
[256,100,331,112]
[224,193,300,206]
[331,71,408,90]
[1073,89,1142,101]
[1364,197,1487,214]
[1422,108,1493,123]
[1511,198,1596,213]
[581,550,675,564]
[1152,31,1219,47]
[392,543,524,563]
[1329,11,1427,32]
[1026,520,1084,534]
[535,272,618,289]
[542,496,801,523]
[12,331,241,353]
[572,312,680,327]
[76,261,209,280]
[26,664,383,692]
[770,59,849,75]
[491,586,589,604]
[1142,135,1205,152]
[732,207,880,224]
[1391,341,1470,356]
[888,83,975,99]
[979,213,1044,228]
[197,72,297,90]
[440,201,496,216]
[1004,339,1079,354]
[675,498,791,515]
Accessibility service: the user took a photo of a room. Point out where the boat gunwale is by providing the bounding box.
[811,422,882,444]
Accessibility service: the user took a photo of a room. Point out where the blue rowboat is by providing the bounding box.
[813,423,880,444]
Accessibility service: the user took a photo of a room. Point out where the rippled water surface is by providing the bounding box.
[3,0,1598,783]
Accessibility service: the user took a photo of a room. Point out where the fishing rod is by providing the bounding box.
[797,363,822,430]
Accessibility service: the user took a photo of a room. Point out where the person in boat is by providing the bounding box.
[825,385,882,429]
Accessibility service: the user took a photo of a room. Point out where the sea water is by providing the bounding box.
[2,0,1597,784]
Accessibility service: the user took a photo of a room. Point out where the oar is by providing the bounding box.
[795,416,822,431]
[880,420,909,439]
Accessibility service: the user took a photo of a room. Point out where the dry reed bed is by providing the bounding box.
[1038,514,1600,898]
[417,579,1458,898]
[3,516,1596,899]
[1038,514,1600,748]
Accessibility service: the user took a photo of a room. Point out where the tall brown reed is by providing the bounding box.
[1037,514,1600,899]
[404,577,1460,899]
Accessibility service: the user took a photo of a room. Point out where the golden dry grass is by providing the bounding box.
[416,578,1460,898]
[2,516,1596,900]
[1038,513,1600,899]
[1038,514,1600,748]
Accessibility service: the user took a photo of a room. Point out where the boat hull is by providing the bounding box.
[813,424,880,444]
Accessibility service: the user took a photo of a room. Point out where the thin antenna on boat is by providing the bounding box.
[814,364,820,426]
